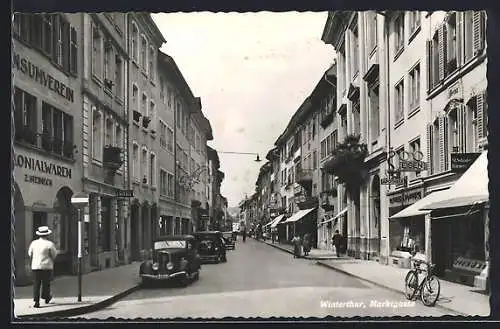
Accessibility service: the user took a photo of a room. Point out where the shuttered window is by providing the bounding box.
[426,124,434,175]
[438,115,449,172]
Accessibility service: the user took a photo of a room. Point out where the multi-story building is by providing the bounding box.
[321,10,489,288]
[127,13,165,261]
[207,146,226,230]
[13,13,84,284]
[255,161,273,228]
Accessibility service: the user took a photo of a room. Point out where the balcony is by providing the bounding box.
[191,199,201,208]
[296,169,313,186]
[142,116,151,129]
[320,111,334,128]
[320,189,337,212]
[297,196,319,210]
[103,145,124,170]
[294,184,302,196]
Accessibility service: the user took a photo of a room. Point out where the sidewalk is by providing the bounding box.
[13,262,142,319]
[317,259,490,317]
[258,238,349,260]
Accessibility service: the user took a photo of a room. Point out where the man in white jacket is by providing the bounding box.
[28,226,58,308]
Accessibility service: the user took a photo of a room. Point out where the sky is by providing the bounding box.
[152,12,335,208]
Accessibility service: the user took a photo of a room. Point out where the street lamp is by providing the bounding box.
[70,192,89,302]
[217,151,262,162]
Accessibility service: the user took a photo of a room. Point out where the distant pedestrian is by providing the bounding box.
[271,230,275,244]
[28,226,58,308]
[332,230,343,257]
[303,233,311,256]
[291,234,302,258]
[242,228,246,242]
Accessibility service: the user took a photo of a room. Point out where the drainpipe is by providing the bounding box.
[125,13,131,260]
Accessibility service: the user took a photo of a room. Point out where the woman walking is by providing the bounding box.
[28,226,58,308]
[291,234,302,258]
[302,233,311,257]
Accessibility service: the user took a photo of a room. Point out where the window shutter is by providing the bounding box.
[456,105,466,152]
[472,11,485,55]
[426,123,434,175]
[426,40,432,90]
[438,24,448,80]
[457,12,464,66]
[476,91,488,141]
[438,114,449,172]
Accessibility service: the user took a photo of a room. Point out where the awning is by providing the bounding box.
[389,189,450,219]
[319,207,348,226]
[283,208,316,223]
[421,151,488,211]
[270,214,285,228]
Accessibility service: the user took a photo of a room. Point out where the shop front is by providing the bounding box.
[13,150,81,285]
[421,151,489,290]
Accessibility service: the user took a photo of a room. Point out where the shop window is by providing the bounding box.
[394,14,405,57]
[92,108,103,161]
[91,25,102,79]
[394,80,404,124]
[369,85,380,141]
[41,102,74,158]
[14,88,37,146]
[409,64,420,112]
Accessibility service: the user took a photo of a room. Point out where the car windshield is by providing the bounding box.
[154,240,186,250]
[199,239,216,250]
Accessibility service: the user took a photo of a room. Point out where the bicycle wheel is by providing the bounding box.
[421,275,441,306]
[404,270,418,300]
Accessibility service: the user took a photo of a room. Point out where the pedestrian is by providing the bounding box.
[291,234,302,258]
[271,230,275,244]
[302,233,311,256]
[28,226,58,308]
[332,230,343,257]
[242,228,246,242]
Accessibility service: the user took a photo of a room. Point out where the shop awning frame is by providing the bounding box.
[283,208,316,223]
[270,214,285,228]
[319,207,348,226]
[389,189,450,220]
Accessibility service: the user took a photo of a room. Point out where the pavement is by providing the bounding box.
[13,262,142,320]
[77,238,460,319]
[256,238,490,317]
[259,238,349,260]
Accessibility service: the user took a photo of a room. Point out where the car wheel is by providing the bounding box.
[179,274,189,287]
[193,271,200,281]
[222,255,227,263]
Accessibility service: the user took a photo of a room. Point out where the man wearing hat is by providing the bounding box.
[28,226,58,308]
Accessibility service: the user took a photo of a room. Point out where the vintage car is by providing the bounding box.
[139,235,201,286]
[222,231,236,250]
[192,231,227,263]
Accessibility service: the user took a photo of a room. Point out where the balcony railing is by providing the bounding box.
[296,169,313,185]
[297,196,319,210]
[103,145,124,170]
[15,125,75,160]
[320,111,334,128]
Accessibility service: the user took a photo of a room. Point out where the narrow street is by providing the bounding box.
[78,239,456,318]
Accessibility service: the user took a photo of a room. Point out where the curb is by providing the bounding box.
[258,239,343,261]
[315,261,469,317]
[15,284,141,320]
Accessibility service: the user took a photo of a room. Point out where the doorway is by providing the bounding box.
[130,203,139,260]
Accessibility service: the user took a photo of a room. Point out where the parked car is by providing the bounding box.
[222,231,236,250]
[193,231,227,263]
[139,235,201,286]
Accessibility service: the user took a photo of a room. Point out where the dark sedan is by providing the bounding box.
[193,231,227,263]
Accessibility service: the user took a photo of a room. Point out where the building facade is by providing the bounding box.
[13,13,84,284]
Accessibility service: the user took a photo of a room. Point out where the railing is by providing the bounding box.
[296,169,314,184]
[15,125,75,160]
[103,145,124,170]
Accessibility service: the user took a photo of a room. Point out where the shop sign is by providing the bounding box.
[116,189,134,198]
[13,53,75,103]
[451,153,481,172]
[389,188,423,208]
[381,177,405,185]
[448,81,462,100]
[14,153,72,178]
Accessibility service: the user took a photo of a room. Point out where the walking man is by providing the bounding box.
[242,227,247,242]
[28,226,58,308]
[332,230,343,258]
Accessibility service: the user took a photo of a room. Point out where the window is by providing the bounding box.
[351,26,359,77]
[369,85,380,142]
[104,39,112,83]
[41,102,74,158]
[159,121,167,149]
[131,23,138,61]
[115,125,122,149]
[160,77,165,104]
[92,25,102,78]
[366,11,377,53]
[395,80,404,124]
[409,64,420,111]
[92,107,103,161]
[331,130,338,153]
[160,170,167,196]
[150,153,156,187]
[142,94,147,117]
[428,31,440,89]
[352,100,361,134]
[409,139,421,178]
[132,85,138,113]
[54,16,64,66]
[167,127,174,152]
[141,148,148,184]
[431,119,440,174]
[339,47,346,96]
[105,117,113,146]
[14,88,37,146]
[42,14,53,55]
[140,35,147,69]
[448,108,460,153]
[150,101,156,130]
[149,47,155,80]
[394,14,405,55]
[320,139,327,159]
[341,113,348,138]
[176,102,181,129]
[132,143,139,181]
[313,150,317,170]
[446,13,458,75]
[464,11,485,63]
[409,11,421,37]
[70,27,77,74]
[167,173,174,197]
[115,56,122,98]
[167,87,172,108]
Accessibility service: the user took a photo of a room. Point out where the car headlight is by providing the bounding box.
[152,263,159,271]
[215,247,219,251]
[166,262,174,270]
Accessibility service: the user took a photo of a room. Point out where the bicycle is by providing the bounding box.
[404,259,441,306]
